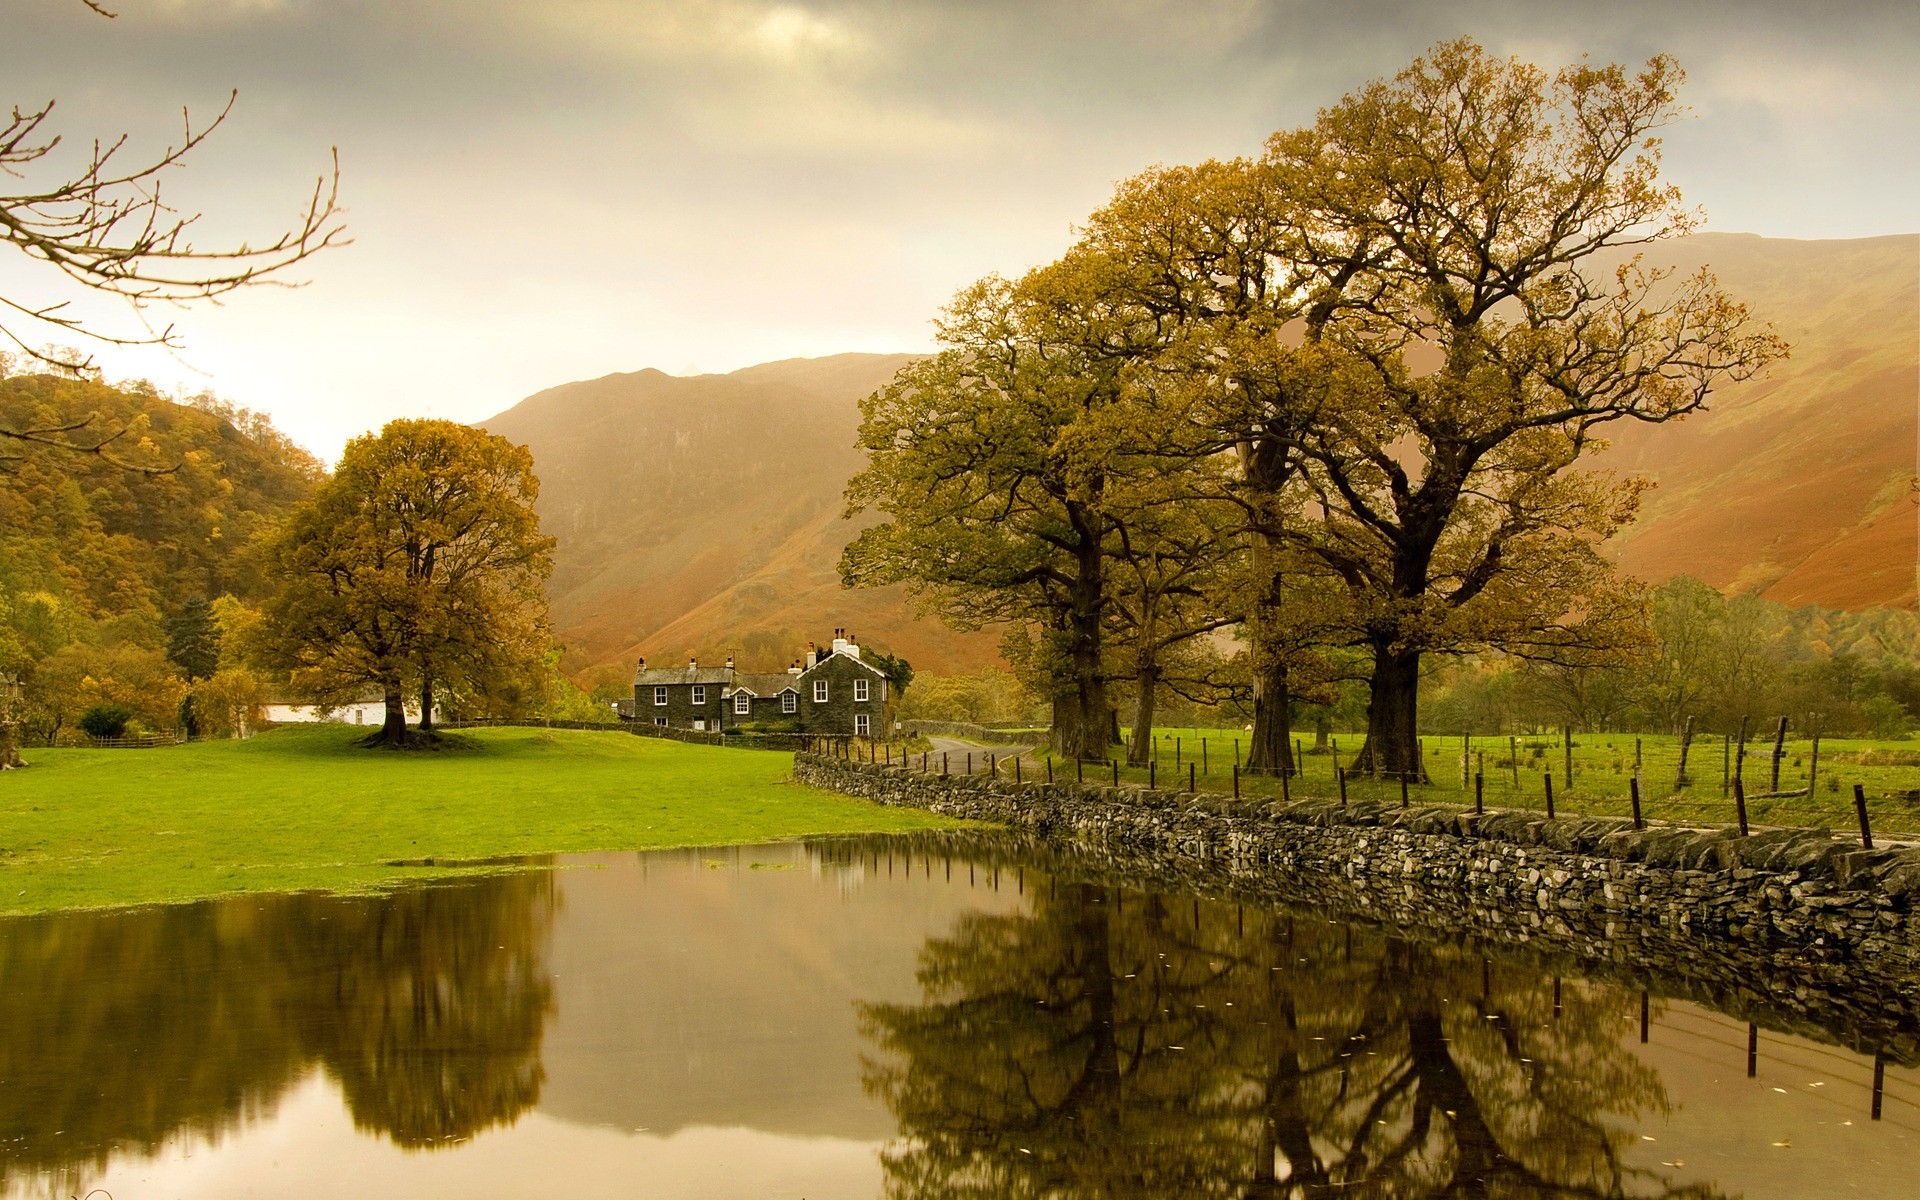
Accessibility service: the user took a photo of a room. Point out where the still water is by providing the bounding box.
[1,836,1915,1199]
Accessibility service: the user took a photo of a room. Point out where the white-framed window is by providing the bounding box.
[735,693,751,714]
[813,680,829,703]
[855,713,870,737]
[654,717,667,727]
[782,692,797,713]
[854,678,869,702]
[653,686,668,706]
[692,685,706,704]
[693,719,706,732]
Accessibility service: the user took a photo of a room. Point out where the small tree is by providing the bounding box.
[77,702,131,739]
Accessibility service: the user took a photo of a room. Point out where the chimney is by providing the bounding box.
[831,631,849,655]
[636,656,646,672]
[788,659,802,675]
[725,655,734,670]
[807,641,817,667]
[844,633,860,659]
[689,655,697,670]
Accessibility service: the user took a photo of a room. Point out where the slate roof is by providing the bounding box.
[634,667,736,687]
[727,672,805,696]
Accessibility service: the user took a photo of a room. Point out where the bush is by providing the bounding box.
[78,703,133,739]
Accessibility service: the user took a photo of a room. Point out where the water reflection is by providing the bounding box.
[0,871,552,1192]
[2,840,1914,1199]
[862,880,1724,1199]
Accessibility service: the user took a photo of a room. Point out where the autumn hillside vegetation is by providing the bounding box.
[0,372,322,748]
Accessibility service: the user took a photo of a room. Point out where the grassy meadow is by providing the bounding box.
[1027,727,1920,838]
[0,725,969,916]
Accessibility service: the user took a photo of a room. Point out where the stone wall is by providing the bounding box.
[794,751,1920,1040]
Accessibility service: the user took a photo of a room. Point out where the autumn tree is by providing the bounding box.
[1038,158,1363,775]
[259,419,555,748]
[1242,40,1784,778]
[842,278,1127,761]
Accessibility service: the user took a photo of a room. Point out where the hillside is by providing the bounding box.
[488,234,1918,683]
[1598,233,1920,609]
[480,355,1003,679]
[1,374,323,641]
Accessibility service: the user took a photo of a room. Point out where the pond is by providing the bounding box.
[1,835,1915,1199]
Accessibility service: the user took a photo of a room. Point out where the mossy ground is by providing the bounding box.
[0,725,970,916]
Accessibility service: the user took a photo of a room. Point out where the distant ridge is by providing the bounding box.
[481,353,999,680]
[487,234,1918,684]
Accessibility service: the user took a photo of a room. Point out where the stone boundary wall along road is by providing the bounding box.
[793,751,1920,1044]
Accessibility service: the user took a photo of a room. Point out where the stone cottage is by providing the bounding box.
[629,630,894,738]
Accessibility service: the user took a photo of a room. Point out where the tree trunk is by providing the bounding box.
[418,675,435,733]
[1126,658,1158,767]
[1246,654,1295,775]
[1050,523,1113,762]
[1353,643,1424,781]
[1313,715,1330,750]
[365,679,410,747]
[0,722,24,769]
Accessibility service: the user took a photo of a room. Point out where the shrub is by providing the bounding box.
[78,703,133,739]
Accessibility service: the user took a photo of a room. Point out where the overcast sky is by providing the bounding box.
[4,0,1915,458]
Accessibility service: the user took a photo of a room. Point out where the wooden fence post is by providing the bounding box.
[1474,772,1484,815]
[1676,716,1694,788]
[1189,762,1196,794]
[1855,783,1874,849]
[1544,772,1555,819]
[1337,766,1347,807]
[1770,716,1788,793]
[1630,776,1643,830]
[1562,725,1573,790]
[1733,715,1751,790]
[1233,763,1240,800]
[1733,777,1749,836]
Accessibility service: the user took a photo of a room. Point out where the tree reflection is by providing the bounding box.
[0,871,553,1192]
[863,881,1728,1199]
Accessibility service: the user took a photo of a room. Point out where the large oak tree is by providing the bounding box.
[1261,40,1784,776]
[259,419,554,747]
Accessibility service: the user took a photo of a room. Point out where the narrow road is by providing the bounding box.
[921,736,1038,776]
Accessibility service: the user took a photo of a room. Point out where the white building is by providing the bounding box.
[263,694,417,726]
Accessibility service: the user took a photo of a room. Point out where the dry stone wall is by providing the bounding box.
[795,751,1920,1042]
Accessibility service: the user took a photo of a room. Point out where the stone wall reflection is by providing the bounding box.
[862,880,1732,1200]
[0,871,554,1191]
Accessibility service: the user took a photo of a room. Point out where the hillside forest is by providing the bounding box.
[0,368,605,752]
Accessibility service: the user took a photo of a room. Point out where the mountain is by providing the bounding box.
[480,354,1003,680]
[1597,233,1919,609]
[488,234,1918,683]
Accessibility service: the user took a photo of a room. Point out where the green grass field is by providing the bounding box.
[1030,727,1920,838]
[0,725,969,916]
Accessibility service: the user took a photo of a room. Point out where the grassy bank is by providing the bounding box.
[0,725,970,916]
[1031,727,1920,837]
